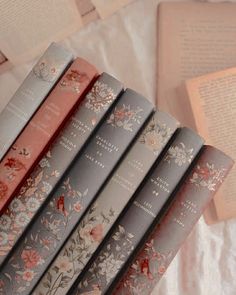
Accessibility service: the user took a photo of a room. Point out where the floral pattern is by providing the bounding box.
[36,202,115,294]
[164,142,194,166]
[33,56,63,82]
[0,151,59,260]
[0,178,87,294]
[115,239,172,295]
[107,104,143,131]
[139,117,173,154]
[0,181,8,199]
[190,162,226,191]
[78,225,134,293]
[59,70,89,93]
[85,81,116,113]
[1,145,31,182]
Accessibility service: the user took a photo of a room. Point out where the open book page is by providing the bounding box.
[91,0,134,19]
[157,2,236,129]
[0,0,83,64]
[185,68,236,222]
[75,0,100,25]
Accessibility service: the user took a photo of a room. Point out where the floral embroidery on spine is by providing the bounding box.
[0,177,87,294]
[33,56,64,82]
[107,105,143,131]
[0,151,58,254]
[164,142,194,166]
[60,70,89,94]
[79,225,134,292]
[190,163,226,191]
[85,81,116,113]
[139,117,173,154]
[39,202,116,294]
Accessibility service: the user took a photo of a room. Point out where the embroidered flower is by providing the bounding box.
[165,143,193,166]
[73,202,82,212]
[80,223,104,245]
[21,249,41,268]
[0,214,11,231]
[158,265,166,276]
[15,212,30,227]
[107,105,143,131]
[26,197,40,212]
[85,81,115,113]
[39,157,50,168]
[0,232,8,246]
[9,198,23,212]
[22,270,35,282]
[4,157,26,171]
[144,131,162,152]
[51,170,60,177]
[42,181,52,193]
[98,253,123,283]
[0,181,8,199]
[54,255,73,273]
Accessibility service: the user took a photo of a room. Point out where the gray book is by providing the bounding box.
[0,43,73,160]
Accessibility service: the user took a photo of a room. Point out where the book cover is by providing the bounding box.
[0,57,98,214]
[73,127,204,295]
[33,110,179,295]
[0,73,123,267]
[113,146,234,295]
[0,43,73,161]
[0,89,154,294]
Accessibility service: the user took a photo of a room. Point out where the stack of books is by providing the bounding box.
[0,42,233,295]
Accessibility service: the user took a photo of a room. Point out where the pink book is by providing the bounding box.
[0,58,98,214]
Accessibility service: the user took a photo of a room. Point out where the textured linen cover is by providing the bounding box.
[0,0,235,294]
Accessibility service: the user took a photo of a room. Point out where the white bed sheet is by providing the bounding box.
[0,0,235,294]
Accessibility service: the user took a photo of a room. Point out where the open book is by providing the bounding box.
[185,68,236,222]
[156,1,236,223]
[0,0,133,72]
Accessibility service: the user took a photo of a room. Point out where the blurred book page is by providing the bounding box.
[0,51,7,64]
[157,2,236,129]
[76,0,100,25]
[91,0,133,18]
[186,68,236,221]
[0,0,83,64]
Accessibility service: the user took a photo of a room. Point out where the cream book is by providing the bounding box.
[185,68,236,223]
[0,0,83,69]
[157,1,236,129]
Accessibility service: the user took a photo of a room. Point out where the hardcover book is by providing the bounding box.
[73,127,204,295]
[33,110,179,295]
[185,68,236,222]
[0,43,73,160]
[0,73,123,267]
[113,146,234,295]
[0,57,98,214]
[0,89,154,294]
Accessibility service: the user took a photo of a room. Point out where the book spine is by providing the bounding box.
[0,58,98,214]
[113,145,234,295]
[33,110,180,295]
[73,127,204,295]
[0,73,123,267]
[0,89,154,295]
[0,43,73,161]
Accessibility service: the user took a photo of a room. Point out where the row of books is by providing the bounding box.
[0,43,233,295]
